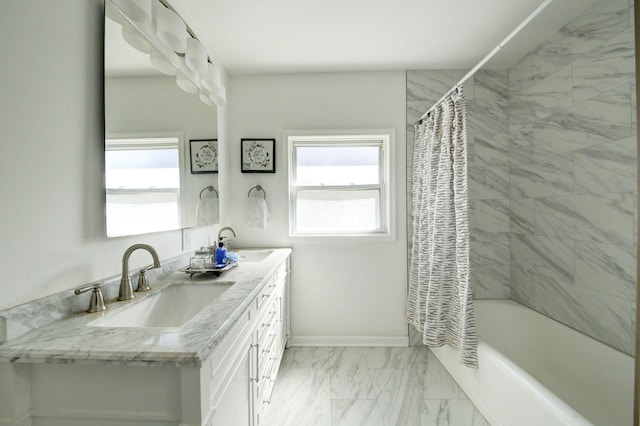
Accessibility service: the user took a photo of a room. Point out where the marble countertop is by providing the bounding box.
[0,248,291,367]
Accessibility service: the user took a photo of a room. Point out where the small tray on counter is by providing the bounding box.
[179,262,238,277]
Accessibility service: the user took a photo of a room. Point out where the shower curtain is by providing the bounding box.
[406,87,478,368]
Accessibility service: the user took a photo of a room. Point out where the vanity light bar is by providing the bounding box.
[108,0,226,107]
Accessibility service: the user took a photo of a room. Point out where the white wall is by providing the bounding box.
[227,72,408,342]
[0,0,407,344]
[0,0,224,311]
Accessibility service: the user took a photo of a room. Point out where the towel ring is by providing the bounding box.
[199,186,219,199]
[248,184,266,199]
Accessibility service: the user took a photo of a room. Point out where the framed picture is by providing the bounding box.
[241,138,276,173]
[190,139,218,174]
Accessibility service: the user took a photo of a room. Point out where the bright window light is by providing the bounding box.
[105,136,181,237]
[288,132,392,237]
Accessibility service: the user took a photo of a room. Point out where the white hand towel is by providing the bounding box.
[195,197,219,226]
[246,196,269,229]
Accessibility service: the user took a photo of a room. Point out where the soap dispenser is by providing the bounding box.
[215,242,227,267]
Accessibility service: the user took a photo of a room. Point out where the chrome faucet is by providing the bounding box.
[118,244,161,301]
[217,226,237,248]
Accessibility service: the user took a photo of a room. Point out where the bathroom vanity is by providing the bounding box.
[0,248,291,426]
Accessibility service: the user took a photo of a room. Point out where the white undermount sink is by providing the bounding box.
[238,250,273,263]
[89,283,234,328]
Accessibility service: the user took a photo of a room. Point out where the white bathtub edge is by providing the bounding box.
[431,341,591,426]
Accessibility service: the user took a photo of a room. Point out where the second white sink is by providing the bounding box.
[238,249,273,263]
[89,283,234,328]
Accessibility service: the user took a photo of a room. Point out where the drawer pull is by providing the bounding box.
[251,343,260,383]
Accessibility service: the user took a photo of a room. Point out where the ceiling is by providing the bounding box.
[168,0,594,75]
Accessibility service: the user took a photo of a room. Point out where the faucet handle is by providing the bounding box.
[74,284,106,313]
[135,266,154,292]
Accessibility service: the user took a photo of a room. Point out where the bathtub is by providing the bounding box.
[429,299,634,426]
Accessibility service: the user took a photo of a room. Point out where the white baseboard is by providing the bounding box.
[28,408,178,424]
[289,335,409,347]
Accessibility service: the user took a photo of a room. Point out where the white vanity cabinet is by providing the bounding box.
[251,261,288,425]
[202,257,289,426]
[204,306,254,426]
[0,251,291,426]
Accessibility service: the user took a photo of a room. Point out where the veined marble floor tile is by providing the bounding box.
[265,368,331,426]
[425,399,490,426]
[269,367,330,402]
[331,399,384,426]
[280,346,331,370]
[329,366,377,400]
[415,351,469,400]
[329,347,377,399]
[373,368,434,425]
[364,346,426,369]
[264,347,488,426]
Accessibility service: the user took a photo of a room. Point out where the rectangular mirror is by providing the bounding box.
[104,2,218,237]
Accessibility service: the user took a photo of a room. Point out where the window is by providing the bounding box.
[105,136,182,237]
[288,131,393,237]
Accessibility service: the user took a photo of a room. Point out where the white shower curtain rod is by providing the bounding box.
[415,0,555,124]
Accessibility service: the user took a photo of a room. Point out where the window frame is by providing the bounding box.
[286,130,395,240]
[104,132,187,237]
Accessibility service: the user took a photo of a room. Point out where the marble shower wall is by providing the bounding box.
[406,0,636,354]
[508,0,636,355]
[406,70,511,301]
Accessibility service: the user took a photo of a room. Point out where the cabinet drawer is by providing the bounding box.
[207,306,253,410]
[255,278,275,310]
[256,306,276,343]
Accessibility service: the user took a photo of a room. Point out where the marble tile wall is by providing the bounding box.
[508,0,636,355]
[407,69,510,302]
[406,0,636,355]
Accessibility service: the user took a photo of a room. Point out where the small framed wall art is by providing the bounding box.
[241,138,276,173]
[190,139,218,174]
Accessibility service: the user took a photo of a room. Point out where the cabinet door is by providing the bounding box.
[211,344,252,426]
